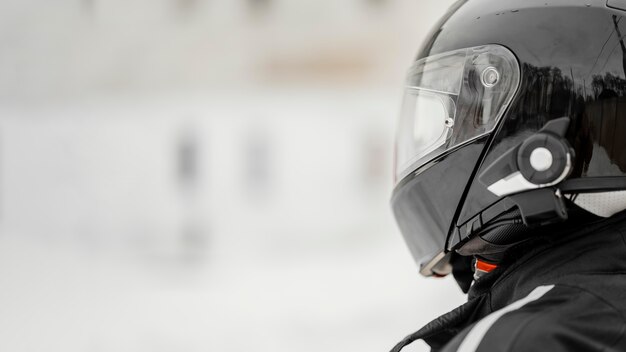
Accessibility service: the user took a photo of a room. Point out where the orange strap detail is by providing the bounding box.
[476,259,498,273]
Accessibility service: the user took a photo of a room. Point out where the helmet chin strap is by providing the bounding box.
[457,211,532,280]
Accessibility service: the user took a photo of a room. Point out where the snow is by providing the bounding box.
[0,90,465,352]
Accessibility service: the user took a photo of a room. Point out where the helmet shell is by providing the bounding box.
[392,0,626,273]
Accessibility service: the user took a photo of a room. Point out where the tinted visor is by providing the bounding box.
[392,141,487,275]
[393,45,520,275]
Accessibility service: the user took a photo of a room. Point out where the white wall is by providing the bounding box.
[0,1,463,351]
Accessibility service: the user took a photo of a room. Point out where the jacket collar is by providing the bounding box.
[392,211,626,352]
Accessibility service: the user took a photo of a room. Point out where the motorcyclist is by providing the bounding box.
[390,1,626,350]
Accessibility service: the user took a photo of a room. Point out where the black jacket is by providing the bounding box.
[392,212,626,352]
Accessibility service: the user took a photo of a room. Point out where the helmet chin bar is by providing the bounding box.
[419,252,453,277]
[479,117,574,227]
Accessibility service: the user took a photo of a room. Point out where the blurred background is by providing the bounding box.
[0,1,465,351]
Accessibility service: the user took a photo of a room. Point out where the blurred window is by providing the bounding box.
[175,0,198,17]
[248,0,271,15]
[81,0,94,15]
[365,0,388,7]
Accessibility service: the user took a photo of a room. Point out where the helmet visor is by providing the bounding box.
[395,45,521,182]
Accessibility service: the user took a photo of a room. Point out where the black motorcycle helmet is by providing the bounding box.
[392,0,626,280]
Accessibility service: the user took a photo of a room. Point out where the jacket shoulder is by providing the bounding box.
[445,284,626,352]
